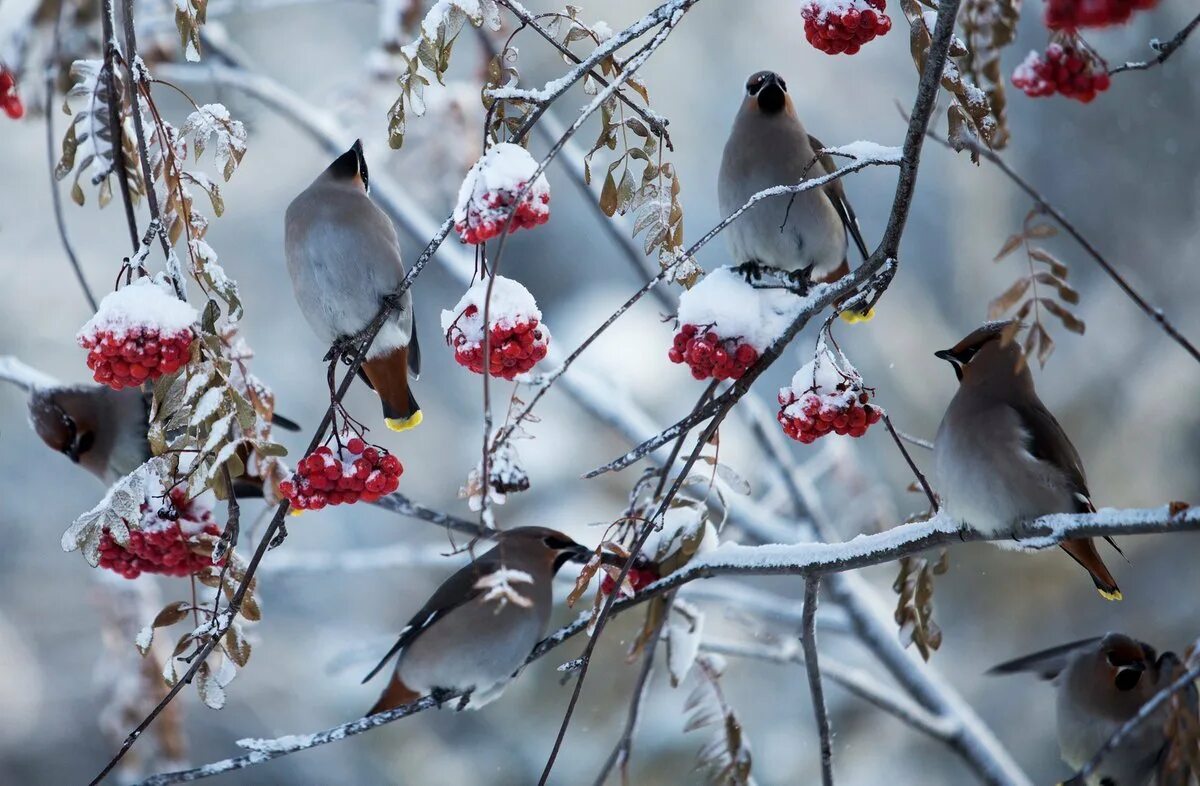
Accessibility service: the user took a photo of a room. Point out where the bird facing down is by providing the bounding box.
[990,633,1196,786]
[717,70,869,293]
[25,381,300,492]
[932,322,1122,600]
[285,140,422,432]
[362,527,597,715]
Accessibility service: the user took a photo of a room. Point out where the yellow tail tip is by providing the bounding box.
[1098,588,1123,601]
[839,306,876,324]
[386,410,423,432]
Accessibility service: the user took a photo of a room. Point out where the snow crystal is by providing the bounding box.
[452,143,550,225]
[592,21,614,42]
[825,141,903,164]
[135,625,154,652]
[475,567,534,609]
[77,276,198,340]
[440,275,541,342]
[676,266,808,352]
[666,601,704,685]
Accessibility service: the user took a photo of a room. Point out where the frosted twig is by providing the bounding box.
[371,491,490,537]
[1108,11,1200,74]
[0,356,61,392]
[1062,655,1200,785]
[880,412,938,511]
[930,131,1200,365]
[101,0,140,252]
[802,576,834,786]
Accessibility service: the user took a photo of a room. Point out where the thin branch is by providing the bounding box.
[101,0,139,252]
[881,412,938,511]
[1109,11,1200,74]
[1063,656,1200,785]
[801,576,834,786]
[933,132,1200,365]
[46,2,97,312]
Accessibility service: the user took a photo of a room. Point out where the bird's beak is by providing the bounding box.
[1114,662,1145,691]
[564,543,593,564]
[933,349,955,362]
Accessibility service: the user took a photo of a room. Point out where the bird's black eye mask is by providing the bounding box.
[59,414,94,463]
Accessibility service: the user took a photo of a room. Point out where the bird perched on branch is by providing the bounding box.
[717,69,870,316]
[363,527,634,714]
[933,321,1122,600]
[990,633,1197,786]
[285,140,423,432]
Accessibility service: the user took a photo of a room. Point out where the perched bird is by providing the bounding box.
[990,633,1196,786]
[933,322,1122,599]
[362,527,599,714]
[21,379,298,491]
[285,140,422,432]
[717,70,869,295]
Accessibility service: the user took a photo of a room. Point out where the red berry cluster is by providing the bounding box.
[802,0,892,55]
[98,489,222,579]
[1012,44,1111,102]
[600,566,658,596]
[777,372,881,444]
[669,324,760,381]
[456,186,550,245]
[1,69,23,120]
[279,439,403,511]
[449,306,550,380]
[1044,0,1156,30]
[79,325,194,389]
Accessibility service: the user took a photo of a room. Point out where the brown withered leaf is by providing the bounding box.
[1168,501,1191,517]
[153,601,192,629]
[893,549,949,661]
[988,276,1030,318]
[566,553,602,607]
[1040,299,1086,334]
[994,233,1024,261]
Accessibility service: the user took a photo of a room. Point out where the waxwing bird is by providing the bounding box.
[363,527,605,714]
[990,633,1197,786]
[932,321,1122,600]
[23,381,299,491]
[717,70,869,293]
[285,140,422,432]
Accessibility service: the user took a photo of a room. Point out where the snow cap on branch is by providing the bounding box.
[677,266,808,352]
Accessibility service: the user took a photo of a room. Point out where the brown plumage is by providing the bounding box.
[934,322,1121,600]
[360,345,422,432]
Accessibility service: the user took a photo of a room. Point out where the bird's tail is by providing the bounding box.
[361,345,422,432]
[1060,538,1122,601]
[368,674,421,716]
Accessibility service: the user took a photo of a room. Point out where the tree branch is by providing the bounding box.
[1109,11,1200,74]
[802,576,834,786]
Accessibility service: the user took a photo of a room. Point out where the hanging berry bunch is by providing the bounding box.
[280,439,403,511]
[1012,40,1111,102]
[453,143,551,245]
[1044,0,1157,30]
[0,67,23,120]
[669,266,802,381]
[778,343,881,444]
[802,0,892,55]
[442,276,550,380]
[77,276,197,390]
[98,487,222,579]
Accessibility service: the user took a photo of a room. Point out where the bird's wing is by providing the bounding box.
[360,548,499,684]
[808,133,870,262]
[987,637,1104,679]
[1011,400,1092,511]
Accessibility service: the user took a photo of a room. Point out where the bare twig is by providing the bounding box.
[45,3,96,312]
[1109,11,1200,74]
[802,576,834,786]
[1063,656,1200,785]
[101,0,139,252]
[933,132,1200,365]
[881,412,938,511]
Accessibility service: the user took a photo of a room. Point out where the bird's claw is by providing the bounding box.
[430,687,456,708]
[455,692,472,712]
[784,265,814,296]
[732,260,766,284]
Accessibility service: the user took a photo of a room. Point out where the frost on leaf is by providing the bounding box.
[56,59,144,207]
[175,0,209,63]
[180,104,247,182]
[989,208,1083,370]
[893,547,949,661]
[684,655,754,786]
[387,0,502,148]
[475,567,534,611]
[666,601,705,687]
[958,0,1019,148]
[63,462,154,566]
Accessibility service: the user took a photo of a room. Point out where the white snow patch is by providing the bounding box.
[824,140,903,164]
[453,142,550,225]
[77,276,198,340]
[440,275,542,342]
[676,266,811,352]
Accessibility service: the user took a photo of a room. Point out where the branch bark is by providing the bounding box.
[802,576,834,786]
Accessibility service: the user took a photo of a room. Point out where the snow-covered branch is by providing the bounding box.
[1108,10,1200,74]
[0,355,61,391]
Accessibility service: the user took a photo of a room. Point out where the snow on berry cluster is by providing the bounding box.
[802,0,892,55]
[1044,0,1157,30]
[453,143,551,245]
[441,276,550,380]
[777,353,881,443]
[669,266,805,381]
[279,439,403,511]
[77,276,197,390]
[1012,43,1111,102]
[98,487,222,579]
[1,68,23,120]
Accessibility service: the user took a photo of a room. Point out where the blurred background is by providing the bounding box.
[1,0,1198,783]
